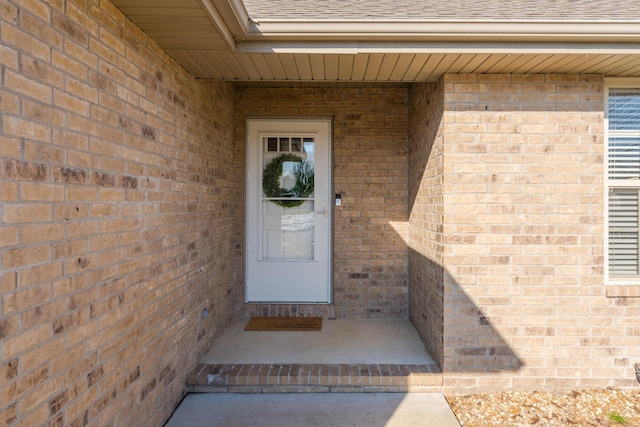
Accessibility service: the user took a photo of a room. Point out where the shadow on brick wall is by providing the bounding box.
[407,81,522,373]
[409,248,523,372]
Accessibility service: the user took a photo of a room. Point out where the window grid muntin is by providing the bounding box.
[265,136,314,153]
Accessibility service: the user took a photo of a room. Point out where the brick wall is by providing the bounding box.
[432,74,640,391]
[234,86,409,318]
[3,5,636,419]
[408,81,446,366]
[0,1,236,425]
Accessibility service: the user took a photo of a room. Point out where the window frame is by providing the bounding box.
[605,78,640,285]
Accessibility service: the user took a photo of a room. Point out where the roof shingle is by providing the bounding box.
[243,0,640,21]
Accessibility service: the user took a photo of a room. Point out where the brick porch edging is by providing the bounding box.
[187,363,443,393]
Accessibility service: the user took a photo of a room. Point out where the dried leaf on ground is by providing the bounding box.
[447,388,640,427]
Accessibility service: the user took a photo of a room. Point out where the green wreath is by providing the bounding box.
[263,153,314,208]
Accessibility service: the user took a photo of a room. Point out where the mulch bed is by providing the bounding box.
[447,388,640,426]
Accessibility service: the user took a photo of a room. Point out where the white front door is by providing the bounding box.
[246,118,332,303]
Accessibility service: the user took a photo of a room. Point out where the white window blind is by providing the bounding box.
[608,87,640,278]
[608,189,639,275]
[609,88,640,132]
[609,137,640,180]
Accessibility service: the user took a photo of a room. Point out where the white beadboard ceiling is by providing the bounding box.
[111,0,640,82]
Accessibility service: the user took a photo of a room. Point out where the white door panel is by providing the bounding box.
[246,119,332,303]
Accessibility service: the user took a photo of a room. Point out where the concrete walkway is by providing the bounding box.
[201,319,436,365]
[165,393,461,427]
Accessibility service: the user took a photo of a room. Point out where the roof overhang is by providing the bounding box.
[241,20,640,44]
[236,41,640,55]
[112,0,640,81]
[197,0,251,49]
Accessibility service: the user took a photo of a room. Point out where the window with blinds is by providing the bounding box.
[608,87,640,278]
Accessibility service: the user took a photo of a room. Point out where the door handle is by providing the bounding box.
[316,207,328,217]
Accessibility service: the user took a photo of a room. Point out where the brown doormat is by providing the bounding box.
[244,316,323,331]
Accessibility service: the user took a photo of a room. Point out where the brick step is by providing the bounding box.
[187,363,443,393]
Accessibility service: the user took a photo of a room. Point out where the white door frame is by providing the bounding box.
[245,118,332,303]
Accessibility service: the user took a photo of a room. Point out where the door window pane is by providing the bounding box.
[261,137,316,261]
[291,137,301,152]
[262,201,315,260]
[267,137,278,152]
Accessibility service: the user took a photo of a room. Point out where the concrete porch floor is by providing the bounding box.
[200,318,437,365]
[171,319,460,426]
[186,318,444,394]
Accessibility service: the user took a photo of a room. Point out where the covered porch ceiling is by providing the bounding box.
[111,0,640,82]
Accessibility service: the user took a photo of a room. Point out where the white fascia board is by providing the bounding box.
[240,20,640,43]
[214,0,252,34]
[198,0,252,51]
[236,40,640,55]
